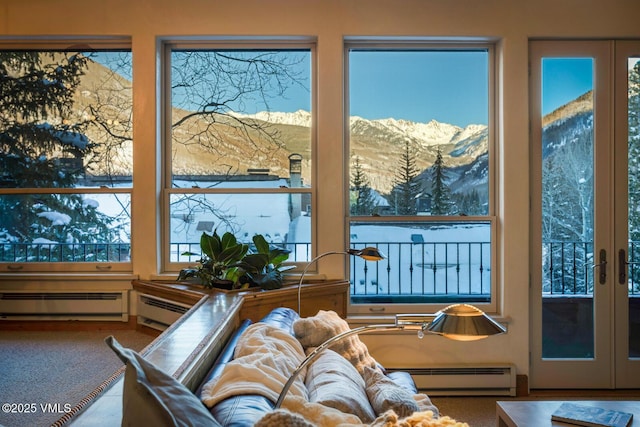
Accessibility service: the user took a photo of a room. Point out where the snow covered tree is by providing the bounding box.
[628,63,640,241]
[454,189,482,216]
[430,146,456,215]
[350,156,378,215]
[388,139,421,215]
[541,111,594,293]
[627,63,640,289]
[0,52,123,260]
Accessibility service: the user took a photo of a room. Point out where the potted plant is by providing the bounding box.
[177,230,249,290]
[177,230,292,291]
[238,234,294,290]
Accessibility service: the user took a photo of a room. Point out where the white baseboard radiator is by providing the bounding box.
[396,364,516,396]
[0,291,129,321]
[137,293,191,331]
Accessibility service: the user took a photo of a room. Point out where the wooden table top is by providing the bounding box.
[497,400,640,427]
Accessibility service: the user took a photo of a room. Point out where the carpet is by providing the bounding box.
[0,329,154,427]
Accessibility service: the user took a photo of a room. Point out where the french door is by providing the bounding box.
[530,40,640,389]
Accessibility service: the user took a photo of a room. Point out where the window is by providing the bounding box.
[0,41,133,272]
[345,42,496,313]
[163,42,314,272]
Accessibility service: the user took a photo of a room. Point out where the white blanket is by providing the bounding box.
[200,322,308,408]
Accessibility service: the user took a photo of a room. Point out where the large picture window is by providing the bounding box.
[346,43,495,312]
[164,42,314,271]
[0,42,133,272]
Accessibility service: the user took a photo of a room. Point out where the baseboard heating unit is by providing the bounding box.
[393,364,516,396]
[137,293,191,331]
[0,291,129,321]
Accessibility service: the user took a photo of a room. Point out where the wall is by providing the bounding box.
[2,0,640,385]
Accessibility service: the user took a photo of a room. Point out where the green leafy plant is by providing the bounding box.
[177,230,249,288]
[239,234,293,290]
[177,231,291,290]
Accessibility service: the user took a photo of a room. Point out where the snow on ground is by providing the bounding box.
[50,179,491,295]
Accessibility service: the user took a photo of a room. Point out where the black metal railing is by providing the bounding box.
[175,239,492,302]
[0,242,131,263]
[542,240,640,295]
[346,241,491,303]
[4,239,639,299]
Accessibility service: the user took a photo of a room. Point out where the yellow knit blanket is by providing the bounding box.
[254,396,469,427]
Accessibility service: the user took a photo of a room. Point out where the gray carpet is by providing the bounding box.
[0,329,154,427]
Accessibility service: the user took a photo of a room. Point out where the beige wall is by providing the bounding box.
[2,0,640,382]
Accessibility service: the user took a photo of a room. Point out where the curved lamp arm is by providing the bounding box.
[296,251,348,314]
[296,247,385,314]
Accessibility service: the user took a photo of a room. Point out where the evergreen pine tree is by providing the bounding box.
[388,139,421,215]
[430,146,456,215]
[0,52,122,259]
[454,189,482,215]
[350,156,378,215]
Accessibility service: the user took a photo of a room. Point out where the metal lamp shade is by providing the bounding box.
[347,247,386,261]
[426,304,506,341]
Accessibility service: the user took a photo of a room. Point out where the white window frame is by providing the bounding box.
[160,38,317,274]
[0,37,133,274]
[344,39,498,315]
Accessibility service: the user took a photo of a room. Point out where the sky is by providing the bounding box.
[265,50,491,128]
[541,58,593,116]
[277,52,598,126]
[93,49,596,128]
[348,50,489,127]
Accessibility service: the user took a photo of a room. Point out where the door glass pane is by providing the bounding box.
[541,58,595,358]
[627,56,640,358]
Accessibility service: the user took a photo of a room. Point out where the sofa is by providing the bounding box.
[107,307,452,427]
[195,307,441,426]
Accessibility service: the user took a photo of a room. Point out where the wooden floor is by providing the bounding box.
[529,389,640,398]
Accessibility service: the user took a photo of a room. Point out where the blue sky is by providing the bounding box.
[95,50,594,127]
[264,50,490,128]
[542,58,593,116]
[278,52,594,126]
[348,50,489,127]
[276,52,594,125]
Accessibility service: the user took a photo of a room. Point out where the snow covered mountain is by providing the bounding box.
[175,109,489,195]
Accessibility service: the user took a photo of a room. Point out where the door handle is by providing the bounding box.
[618,249,640,284]
[591,249,607,285]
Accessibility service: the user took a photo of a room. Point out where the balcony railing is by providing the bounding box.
[4,239,639,300]
[0,242,131,263]
[175,240,492,303]
[542,240,640,296]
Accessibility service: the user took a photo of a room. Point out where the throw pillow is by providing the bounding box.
[293,309,379,373]
[304,348,376,423]
[105,336,221,427]
[362,365,419,418]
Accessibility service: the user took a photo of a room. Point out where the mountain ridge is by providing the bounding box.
[77,56,589,197]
